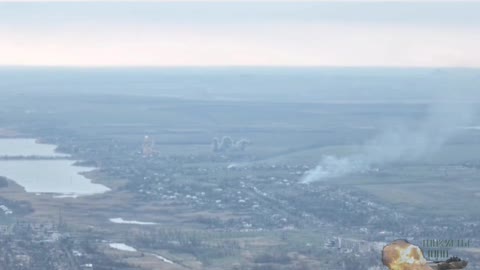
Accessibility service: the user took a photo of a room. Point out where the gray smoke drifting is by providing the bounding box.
[302,101,476,183]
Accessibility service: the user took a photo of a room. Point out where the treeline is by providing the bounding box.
[0,177,8,188]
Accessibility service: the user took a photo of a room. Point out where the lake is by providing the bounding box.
[0,138,68,157]
[0,138,110,195]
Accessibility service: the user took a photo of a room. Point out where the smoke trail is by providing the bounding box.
[302,101,476,183]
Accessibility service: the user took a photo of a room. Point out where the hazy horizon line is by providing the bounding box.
[1,65,479,69]
[2,0,480,2]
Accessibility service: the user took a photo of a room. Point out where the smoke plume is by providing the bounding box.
[302,101,476,183]
[212,136,251,152]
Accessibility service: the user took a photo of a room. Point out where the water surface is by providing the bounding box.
[0,139,109,195]
[0,138,68,157]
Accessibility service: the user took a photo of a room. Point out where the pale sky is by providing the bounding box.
[1,1,480,66]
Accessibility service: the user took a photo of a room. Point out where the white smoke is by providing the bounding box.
[212,136,251,152]
[302,101,476,183]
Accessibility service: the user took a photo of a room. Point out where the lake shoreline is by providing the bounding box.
[0,138,110,196]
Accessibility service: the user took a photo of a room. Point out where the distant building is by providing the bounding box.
[142,135,156,157]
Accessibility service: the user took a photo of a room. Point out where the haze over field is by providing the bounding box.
[303,94,478,182]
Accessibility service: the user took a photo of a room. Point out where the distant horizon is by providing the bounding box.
[1,65,480,69]
[2,1,479,67]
